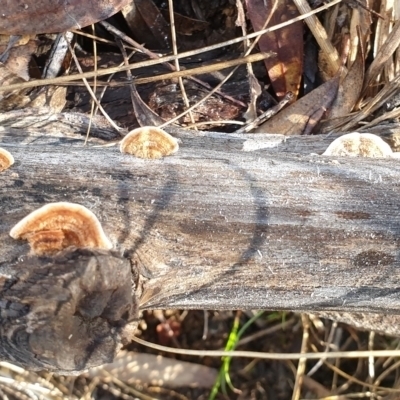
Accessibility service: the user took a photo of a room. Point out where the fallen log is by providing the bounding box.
[1,124,400,373]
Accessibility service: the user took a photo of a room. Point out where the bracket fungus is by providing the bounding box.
[10,202,112,255]
[0,147,14,172]
[322,132,393,157]
[120,126,179,159]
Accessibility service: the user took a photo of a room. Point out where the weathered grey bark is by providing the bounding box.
[2,117,400,372]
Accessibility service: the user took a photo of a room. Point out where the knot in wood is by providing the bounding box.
[0,248,139,375]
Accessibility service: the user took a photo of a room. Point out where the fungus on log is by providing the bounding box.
[120,126,179,159]
[322,132,394,157]
[2,124,400,373]
[10,202,113,255]
[0,147,14,172]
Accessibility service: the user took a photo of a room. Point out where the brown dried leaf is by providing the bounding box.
[0,0,131,35]
[0,62,30,111]
[0,37,66,112]
[1,38,37,80]
[328,42,364,119]
[245,0,303,100]
[255,75,339,135]
[27,87,67,113]
[122,0,171,50]
[87,350,218,388]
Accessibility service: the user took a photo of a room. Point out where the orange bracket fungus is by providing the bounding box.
[322,132,393,157]
[10,202,112,255]
[120,126,179,159]
[0,147,14,172]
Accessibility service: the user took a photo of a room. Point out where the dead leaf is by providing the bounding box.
[27,87,67,113]
[255,75,339,135]
[245,0,303,100]
[0,0,131,35]
[122,0,171,50]
[1,38,37,81]
[87,350,218,388]
[0,62,30,111]
[328,41,364,120]
[131,82,165,127]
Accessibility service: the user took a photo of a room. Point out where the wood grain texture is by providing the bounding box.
[1,134,399,312]
[2,120,400,372]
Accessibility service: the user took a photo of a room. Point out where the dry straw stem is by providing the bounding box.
[133,53,274,84]
[292,315,310,400]
[131,335,400,364]
[167,0,195,127]
[292,0,341,74]
[64,34,121,133]
[0,0,342,94]
[364,19,400,92]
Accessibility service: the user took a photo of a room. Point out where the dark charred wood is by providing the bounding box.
[0,248,139,375]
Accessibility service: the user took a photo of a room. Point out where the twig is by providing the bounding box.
[0,0,343,94]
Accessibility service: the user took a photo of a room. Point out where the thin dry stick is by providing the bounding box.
[292,315,309,400]
[132,336,400,362]
[367,331,376,395]
[85,24,98,145]
[99,20,245,109]
[133,52,273,83]
[70,29,115,45]
[322,359,400,394]
[168,0,196,127]
[374,358,400,389]
[40,53,272,87]
[186,120,244,129]
[0,0,342,94]
[307,321,338,377]
[64,35,122,133]
[293,0,342,73]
